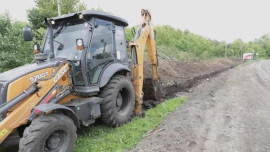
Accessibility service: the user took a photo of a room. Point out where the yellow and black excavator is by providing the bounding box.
[0,9,160,151]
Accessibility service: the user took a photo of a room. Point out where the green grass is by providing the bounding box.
[74,97,185,152]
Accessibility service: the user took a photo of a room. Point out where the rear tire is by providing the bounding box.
[19,113,77,152]
[100,75,135,127]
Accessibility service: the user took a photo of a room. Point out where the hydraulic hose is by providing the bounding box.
[0,84,38,115]
[50,89,71,104]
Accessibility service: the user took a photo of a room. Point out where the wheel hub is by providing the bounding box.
[45,131,64,151]
[116,93,123,107]
[116,88,131,116]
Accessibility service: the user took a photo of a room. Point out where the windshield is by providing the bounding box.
[43,21,90,60]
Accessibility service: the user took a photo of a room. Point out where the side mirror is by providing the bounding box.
[23,26,33,41]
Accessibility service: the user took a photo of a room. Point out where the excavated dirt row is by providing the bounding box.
[143,58,241,100]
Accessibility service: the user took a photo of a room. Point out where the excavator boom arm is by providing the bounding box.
[130,9,160,115]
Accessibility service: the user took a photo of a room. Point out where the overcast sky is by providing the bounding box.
[0,0,270,42]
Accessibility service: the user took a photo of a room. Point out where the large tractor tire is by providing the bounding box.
[100,75,135,127]
[19,113,77,152]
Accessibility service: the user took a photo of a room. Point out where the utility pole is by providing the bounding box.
[240,45,243,58]
[225,43,227,58]
[57,0,61,16]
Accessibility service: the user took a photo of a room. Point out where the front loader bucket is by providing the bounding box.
[143,78,162,101]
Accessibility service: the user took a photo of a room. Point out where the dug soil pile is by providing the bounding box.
[143,58,241,100]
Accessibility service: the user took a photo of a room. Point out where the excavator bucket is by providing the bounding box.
[143,78,162,101]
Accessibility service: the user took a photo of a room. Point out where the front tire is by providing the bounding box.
[19,113,77,152]
[100,75,135,127]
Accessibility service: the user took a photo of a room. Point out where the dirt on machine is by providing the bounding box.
[0,9,160,151]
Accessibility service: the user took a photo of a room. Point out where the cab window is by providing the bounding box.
[115,25,128,65]
[88,19,113,59]
[87,19,113,84]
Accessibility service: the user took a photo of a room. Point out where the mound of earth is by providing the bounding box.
[143,58,241,100]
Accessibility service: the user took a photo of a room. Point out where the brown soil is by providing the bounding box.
[143,58,241,100]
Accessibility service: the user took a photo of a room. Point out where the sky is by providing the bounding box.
[0,0,270,42]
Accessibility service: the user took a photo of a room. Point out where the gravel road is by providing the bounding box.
[130,61,270,152]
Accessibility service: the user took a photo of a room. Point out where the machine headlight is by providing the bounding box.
[76,39,84,50]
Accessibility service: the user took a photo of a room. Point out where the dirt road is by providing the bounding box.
[131,60,270,152]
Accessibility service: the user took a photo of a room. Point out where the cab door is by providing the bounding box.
[87,19,115,84]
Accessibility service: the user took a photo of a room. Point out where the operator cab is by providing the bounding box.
[24,10,130,96]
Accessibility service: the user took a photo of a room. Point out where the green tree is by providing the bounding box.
[0,13,12,36]
[229,39,245,57]
[27,0,86,30]
[256,34,270,57]
[0,13,33,72]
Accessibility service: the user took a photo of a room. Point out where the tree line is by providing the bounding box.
[1,0,270,72]
[126,25,270,61]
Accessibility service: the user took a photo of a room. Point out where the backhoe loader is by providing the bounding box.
[0,9,160,151]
